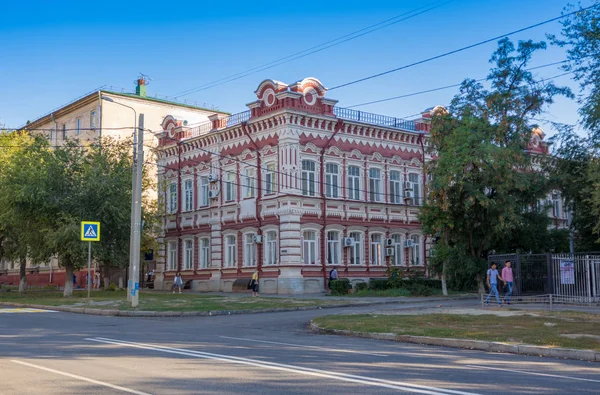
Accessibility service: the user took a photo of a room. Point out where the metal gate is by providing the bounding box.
[488,253,549,296]
[549,254,600,303]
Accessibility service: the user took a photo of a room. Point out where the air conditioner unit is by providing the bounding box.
[343,237,354,247]
[208,190,219,199]
[385,238,394,247]
[404,239,414,248]
[207,173,219,183]
[404,197,414,205]
[385,247,395,257]
[252,235,263,244]
[403,181,412,190]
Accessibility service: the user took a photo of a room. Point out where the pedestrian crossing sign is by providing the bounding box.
[81,221,101,241]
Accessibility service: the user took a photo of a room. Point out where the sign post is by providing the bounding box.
[81,221,101,300]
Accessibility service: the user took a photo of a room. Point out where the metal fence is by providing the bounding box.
[488,252,600,304]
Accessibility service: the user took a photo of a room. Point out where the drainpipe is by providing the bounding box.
[241,122,263,272]
[50,113,57,147]
[418,132,427,274]
[177,137,182,273]
[320,119,344,290]
[98,91,103,149]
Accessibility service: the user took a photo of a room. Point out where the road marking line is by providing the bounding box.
[87,337,479,395]
[466,365,600,384]
[10,360,151,395]
[0,308,57,314]
[218,335,389,356]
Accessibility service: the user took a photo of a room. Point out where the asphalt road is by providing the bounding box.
[1,299,599,394]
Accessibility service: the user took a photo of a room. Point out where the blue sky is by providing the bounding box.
[0,0,591,136]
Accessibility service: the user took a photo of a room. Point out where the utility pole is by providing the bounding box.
[127,124,137,302]
[131,114,144,307]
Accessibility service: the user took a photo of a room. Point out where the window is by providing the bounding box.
[349,232,362,265]
[303,231,317,265]
[168,182,177,213]
[225,172,236,202]
[408,173,420,204]
[184,179,193,212]
[552,192,561,218]
[244,168,255,198]
[265,163,276,195]
[325,163,339,198]
[199,177,209,207]
[225,235,237,267]
[302,160,316,196]
[392,234,403,266]
[62,124,66,140]
[410,235,421,265]
[244,234,256,267]
[76,118,81,135]
[49,129,54,142]
[90,110,97,130]
[184,240,193,270]
[327,231,340,265]
[265,231,277,265]
[347,165,361,200]
[167,241,178,271]
[369,168,382,202]
[370,234,383,266]
[389,170,402,204]
[199,238,210,269]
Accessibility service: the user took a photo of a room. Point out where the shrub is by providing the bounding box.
[330,279,351,295]
[106,283,118,292]
[406,283,434,296]
[354,282,368,292]
[369,279,390,290]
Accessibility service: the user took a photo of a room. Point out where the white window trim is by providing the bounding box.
[167,240,178,271]
[347,164,362,200]
[243,232,257,267]
[326,230,341,265]
[264,163,276,195]
[389,170,402,204]
[224,234,237,268]
[199,237,210,269]
[370,232,385,266]
[347,231,364,265]
[302,229,319,265]
[368,167,383,203]
[224,171,236,203]
[264,230,278,265]
[409,234,422,266]
[183,178,194,212]
[301,159,318,197]
[244,168,256,198]
[325,162,340,199]
[168,181,178,214]
[391,233,403,266]
[183,238,194,270]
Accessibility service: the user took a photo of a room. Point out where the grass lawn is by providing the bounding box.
[313,311,600,351]
[0,290,356,312]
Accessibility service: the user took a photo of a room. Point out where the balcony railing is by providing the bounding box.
[333,107,417,132]
[187,122,213,138]
[226,110,251,127]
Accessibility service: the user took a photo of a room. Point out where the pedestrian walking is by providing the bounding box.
[250,269,259,297]
[172,272,183,294]
[502,260,514,304]
[93,272,101,289]
[328,268,338,292]
[485,263,505,307]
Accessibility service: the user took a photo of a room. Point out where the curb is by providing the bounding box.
[308,321,600,363]
[0,295,476,318]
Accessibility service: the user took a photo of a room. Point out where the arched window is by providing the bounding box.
[244,233,256,267]
[265,231,278,265]
[370,234,383,265]
[302,160,317,196]
[325,163,339,198]
[327,231,340,265]
[391,234,403,266]
[225,235,237,267]
[184,239,193,270]
[184,179,193,211]
[348,232,362,265]
[303,231,317,264]
[410,235,421,265]
[167,241,178,271]
[199,238,210,269]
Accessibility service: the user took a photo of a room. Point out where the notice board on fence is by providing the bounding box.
[560,260,575,285]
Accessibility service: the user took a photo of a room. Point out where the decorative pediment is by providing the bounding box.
[255,79,289,107]
[325,145,341,156]
[303,142,321,155]
[371,152,384,162]
[347,149,364,160]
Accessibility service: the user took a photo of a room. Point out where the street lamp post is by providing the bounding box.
[101,96,137,302]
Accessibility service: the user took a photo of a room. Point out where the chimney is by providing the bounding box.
[136,78,147,97]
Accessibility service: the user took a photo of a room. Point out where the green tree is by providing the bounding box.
[549,2,600,245]
[421,38,571,292]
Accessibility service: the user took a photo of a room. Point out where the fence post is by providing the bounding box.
[515,254,521,296]
[481,292,484,309]
[546,253,553,295]
[549,294,553,310]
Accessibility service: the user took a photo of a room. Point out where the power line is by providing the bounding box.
[172,0,452,98]
[328,4,600,91]
[345,60,569,108]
